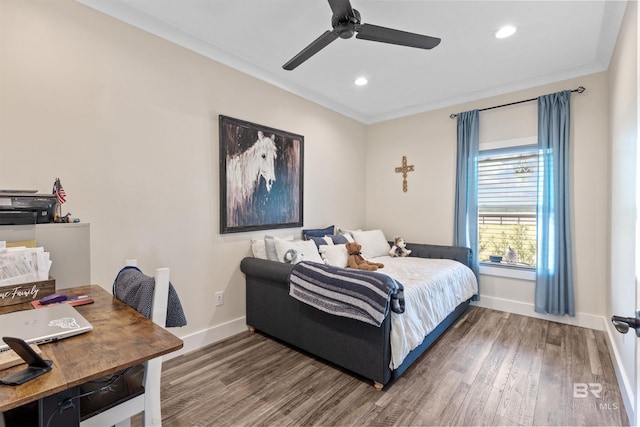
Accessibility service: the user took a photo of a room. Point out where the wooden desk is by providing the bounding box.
[0,284,184,414]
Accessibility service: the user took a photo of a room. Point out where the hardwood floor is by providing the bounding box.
[142,307,630,426]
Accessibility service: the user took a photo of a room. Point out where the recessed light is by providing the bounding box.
[495,25,516,39]
[354,77,368,86]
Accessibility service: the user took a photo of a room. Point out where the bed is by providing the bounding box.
[240,239,478,389]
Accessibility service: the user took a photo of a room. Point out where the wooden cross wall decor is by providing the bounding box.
[394,156,415,193]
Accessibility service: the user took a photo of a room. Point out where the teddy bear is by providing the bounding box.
[283,248,304,265]
[345,241,384,271]
[389,236,412,257]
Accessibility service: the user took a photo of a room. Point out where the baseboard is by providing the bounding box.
[164,316,247,360]
[170,300,606,359]
[603,321,636,425]
[471,295,606,330]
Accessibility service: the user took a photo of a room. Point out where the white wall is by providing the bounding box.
[607,0,638,422]
[0,0,367,352]
[366,72,610,329]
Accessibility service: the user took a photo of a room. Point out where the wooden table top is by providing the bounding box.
[0,284,184,412]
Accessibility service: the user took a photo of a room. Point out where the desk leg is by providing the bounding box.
[39,386,80,427]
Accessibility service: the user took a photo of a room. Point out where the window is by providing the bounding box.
[478,143,538,269]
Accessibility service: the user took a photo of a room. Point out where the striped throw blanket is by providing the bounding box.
[289,262,405,327]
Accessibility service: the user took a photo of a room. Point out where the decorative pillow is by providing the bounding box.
[264,235,293,261]
[302,225,335,240]
[319,244,349,268]
[329,234,348,245]
[251,239,268,259]
[274,238,324,264]
[351,229,391,259]
[337,228,360,242]
[309,235,334,249]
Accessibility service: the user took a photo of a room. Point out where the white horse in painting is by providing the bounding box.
[226,131,278,224]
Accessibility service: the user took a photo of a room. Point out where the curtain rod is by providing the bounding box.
[449,86,586,119]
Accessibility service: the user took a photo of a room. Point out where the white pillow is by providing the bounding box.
[351,229,390,258]
[319,244,349,268]
[264,235,293,261]
[274,238,324,264]
[251,239,268,259]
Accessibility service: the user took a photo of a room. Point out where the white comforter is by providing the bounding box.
[368,255,478,369]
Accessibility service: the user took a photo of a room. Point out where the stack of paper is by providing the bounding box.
[0,241,52,286]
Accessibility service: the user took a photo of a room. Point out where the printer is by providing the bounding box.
[0,191,57,225]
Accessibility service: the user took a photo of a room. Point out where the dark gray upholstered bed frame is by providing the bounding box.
[240,242,476,389]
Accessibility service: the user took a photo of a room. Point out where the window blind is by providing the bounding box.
[478,145,538,266]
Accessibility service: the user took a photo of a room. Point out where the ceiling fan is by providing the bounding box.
[283,0,441,71]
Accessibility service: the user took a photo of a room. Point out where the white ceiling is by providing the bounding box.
[76,0,628,124]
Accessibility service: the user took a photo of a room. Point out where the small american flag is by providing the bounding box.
[52,178,66,205]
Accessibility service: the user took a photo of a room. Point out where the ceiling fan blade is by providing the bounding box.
[356,23,441,49]
[328,0,354,20]
[283,30,339,70]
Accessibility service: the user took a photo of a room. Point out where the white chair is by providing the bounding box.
[80,259,170,427]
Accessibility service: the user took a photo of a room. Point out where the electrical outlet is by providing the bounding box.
[215,291,224,306]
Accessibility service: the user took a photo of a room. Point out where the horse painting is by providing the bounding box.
[226,131,278,227]
[220,115,303,233]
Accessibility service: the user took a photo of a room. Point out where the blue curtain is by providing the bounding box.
[454,110,480,282]
[535,90,574,316]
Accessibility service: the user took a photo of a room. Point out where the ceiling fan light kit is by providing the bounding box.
[283,0,441,71]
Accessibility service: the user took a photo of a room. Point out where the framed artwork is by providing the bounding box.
[219,115,304,234]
